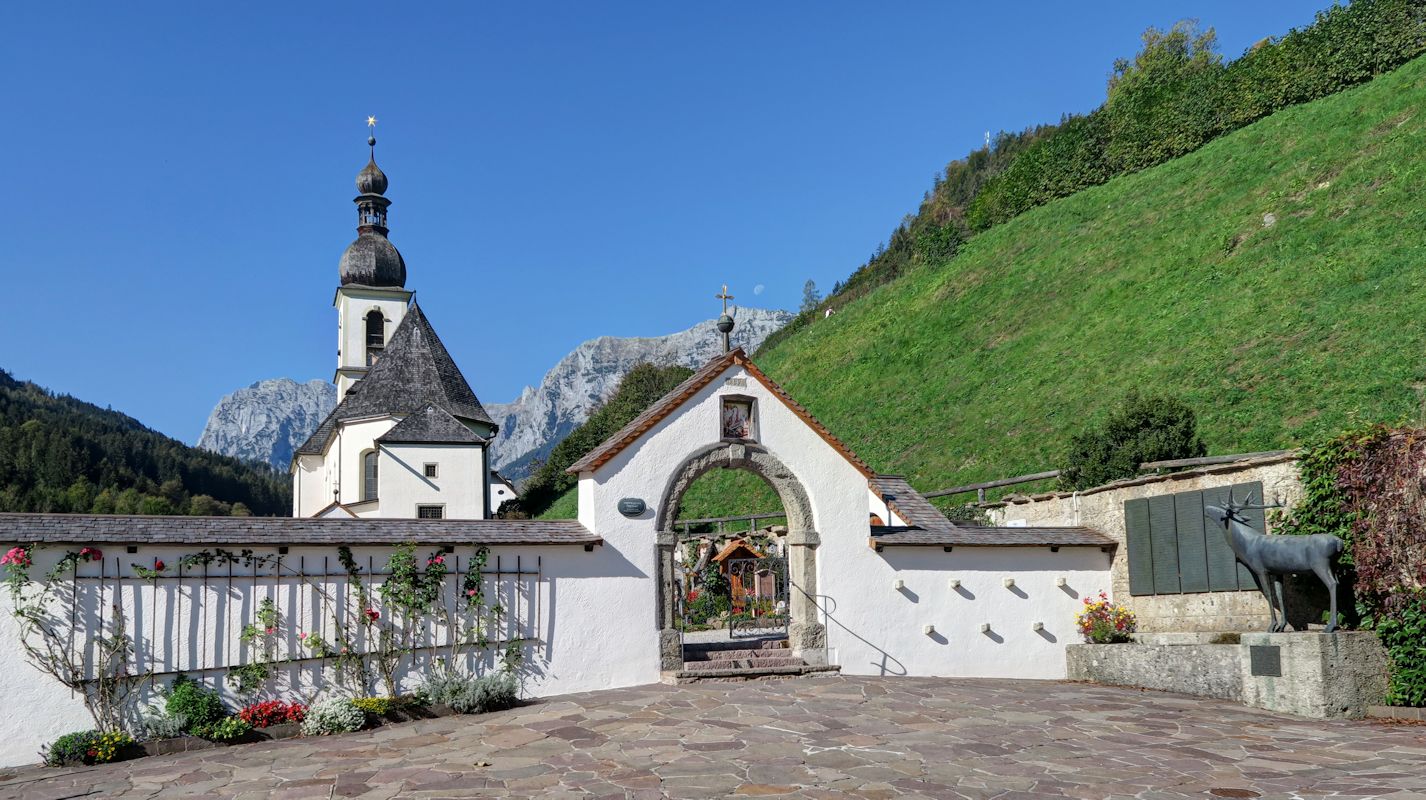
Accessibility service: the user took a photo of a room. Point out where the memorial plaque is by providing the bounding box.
[1249,644,1282,677]
[617,497,646,517]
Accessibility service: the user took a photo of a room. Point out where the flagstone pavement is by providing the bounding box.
[3,676,1425,799]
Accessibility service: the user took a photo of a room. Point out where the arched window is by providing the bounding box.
[362,450,379,501]
[365,310,384,366]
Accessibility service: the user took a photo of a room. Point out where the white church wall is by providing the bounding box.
[820,543,1112,679]
[334,417,397,508]
[0,540,635,768]
[293,454,328,517]
[381,443,487,519]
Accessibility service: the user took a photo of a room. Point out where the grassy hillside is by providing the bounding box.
[746,54,1426,500]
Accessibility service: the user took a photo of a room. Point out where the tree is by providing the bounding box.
[1059,390,1207,490]
[800,280,822,314]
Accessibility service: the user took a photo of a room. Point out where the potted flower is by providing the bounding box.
[1075,591,1137,643]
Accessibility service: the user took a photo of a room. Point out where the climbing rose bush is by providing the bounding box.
[1075,591,1137,643]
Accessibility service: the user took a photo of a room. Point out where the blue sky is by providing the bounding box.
[4,1,1324,444]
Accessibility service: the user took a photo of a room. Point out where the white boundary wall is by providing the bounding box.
[0,540,644,767]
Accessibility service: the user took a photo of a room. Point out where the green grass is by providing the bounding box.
[753,55,1426,497]
[544,56,1426,519]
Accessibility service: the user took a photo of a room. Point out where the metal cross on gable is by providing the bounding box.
[716,284,734,314]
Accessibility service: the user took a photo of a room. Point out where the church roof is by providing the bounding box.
[377,403,487,445]
[295,304,493,458]
[567,348,874,476]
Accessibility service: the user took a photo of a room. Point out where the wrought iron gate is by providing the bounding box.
[723,556,789,638]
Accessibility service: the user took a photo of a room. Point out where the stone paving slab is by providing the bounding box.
[1,677,1425,799]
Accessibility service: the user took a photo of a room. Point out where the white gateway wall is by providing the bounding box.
[578,361,1112,681]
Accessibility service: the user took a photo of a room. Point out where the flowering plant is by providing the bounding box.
[238,699,307,727]
[78,547,103,562]
[2,546,32,568]
[131,558,167,581]
[363,608,380,624]
[1075,591,1137,643]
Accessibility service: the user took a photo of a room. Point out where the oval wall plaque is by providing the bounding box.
[617,497,646,517]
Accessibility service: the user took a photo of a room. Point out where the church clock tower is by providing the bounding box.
[334,121,412,401]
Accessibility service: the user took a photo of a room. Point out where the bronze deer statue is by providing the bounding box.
[1203,489,1344,633]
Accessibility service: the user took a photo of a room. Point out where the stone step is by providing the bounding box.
[661,663,841,685]
[681,656,806,671]
[685,648,792,662]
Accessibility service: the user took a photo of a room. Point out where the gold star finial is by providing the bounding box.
[367,115,378,128]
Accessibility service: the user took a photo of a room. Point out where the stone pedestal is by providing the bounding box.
[1239,631,1387,719]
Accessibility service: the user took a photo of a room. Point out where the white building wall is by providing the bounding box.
[489,479,516,513]
[0,540,638,767]
[381,443,487,519]
[825,545,1112,678]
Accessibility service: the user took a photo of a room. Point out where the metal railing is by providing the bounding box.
[674,512,788,536]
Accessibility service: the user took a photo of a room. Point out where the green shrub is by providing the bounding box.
[164,674,227,732]
[137,704,187,740]
[350,696,397,715]
[1059,390,1205,490]
[419,671,518,715]
[41,730,133,766]
[1283,424,1426,704]
[190,716,252,742]
[300,697,366,736]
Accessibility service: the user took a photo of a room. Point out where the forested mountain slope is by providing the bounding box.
[0,370,290,515]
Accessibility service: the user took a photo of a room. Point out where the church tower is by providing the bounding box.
[334,124,412,401]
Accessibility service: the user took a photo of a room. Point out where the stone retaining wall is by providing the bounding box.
[1067,631,1388,719]
[989,455,1302,632]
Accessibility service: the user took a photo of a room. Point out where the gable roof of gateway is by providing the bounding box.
[377,403,487,446]
[296,303,493,458]
[566,348,875,476]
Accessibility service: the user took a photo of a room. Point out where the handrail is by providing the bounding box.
[674,511,788,535]
[923,470,1060,499]
[925,450,1296,501]
[673,450,1296,524]
[1138,450,1292,471]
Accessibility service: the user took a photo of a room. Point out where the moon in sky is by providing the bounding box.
[754,284,765,295]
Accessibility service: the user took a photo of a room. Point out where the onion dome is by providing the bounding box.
[339,233,406,287]
[339,132,406,287]
[356,156,388,195]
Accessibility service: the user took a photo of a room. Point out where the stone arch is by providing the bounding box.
[653,441,825,670]
[654,442,813,534]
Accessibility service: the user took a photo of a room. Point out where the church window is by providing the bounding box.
[417,504,444,519]
[362,450,379,501]
[424,463,438,478]
[365,310,385,365]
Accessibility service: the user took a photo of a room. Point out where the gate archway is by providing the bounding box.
[653,442,825,670]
